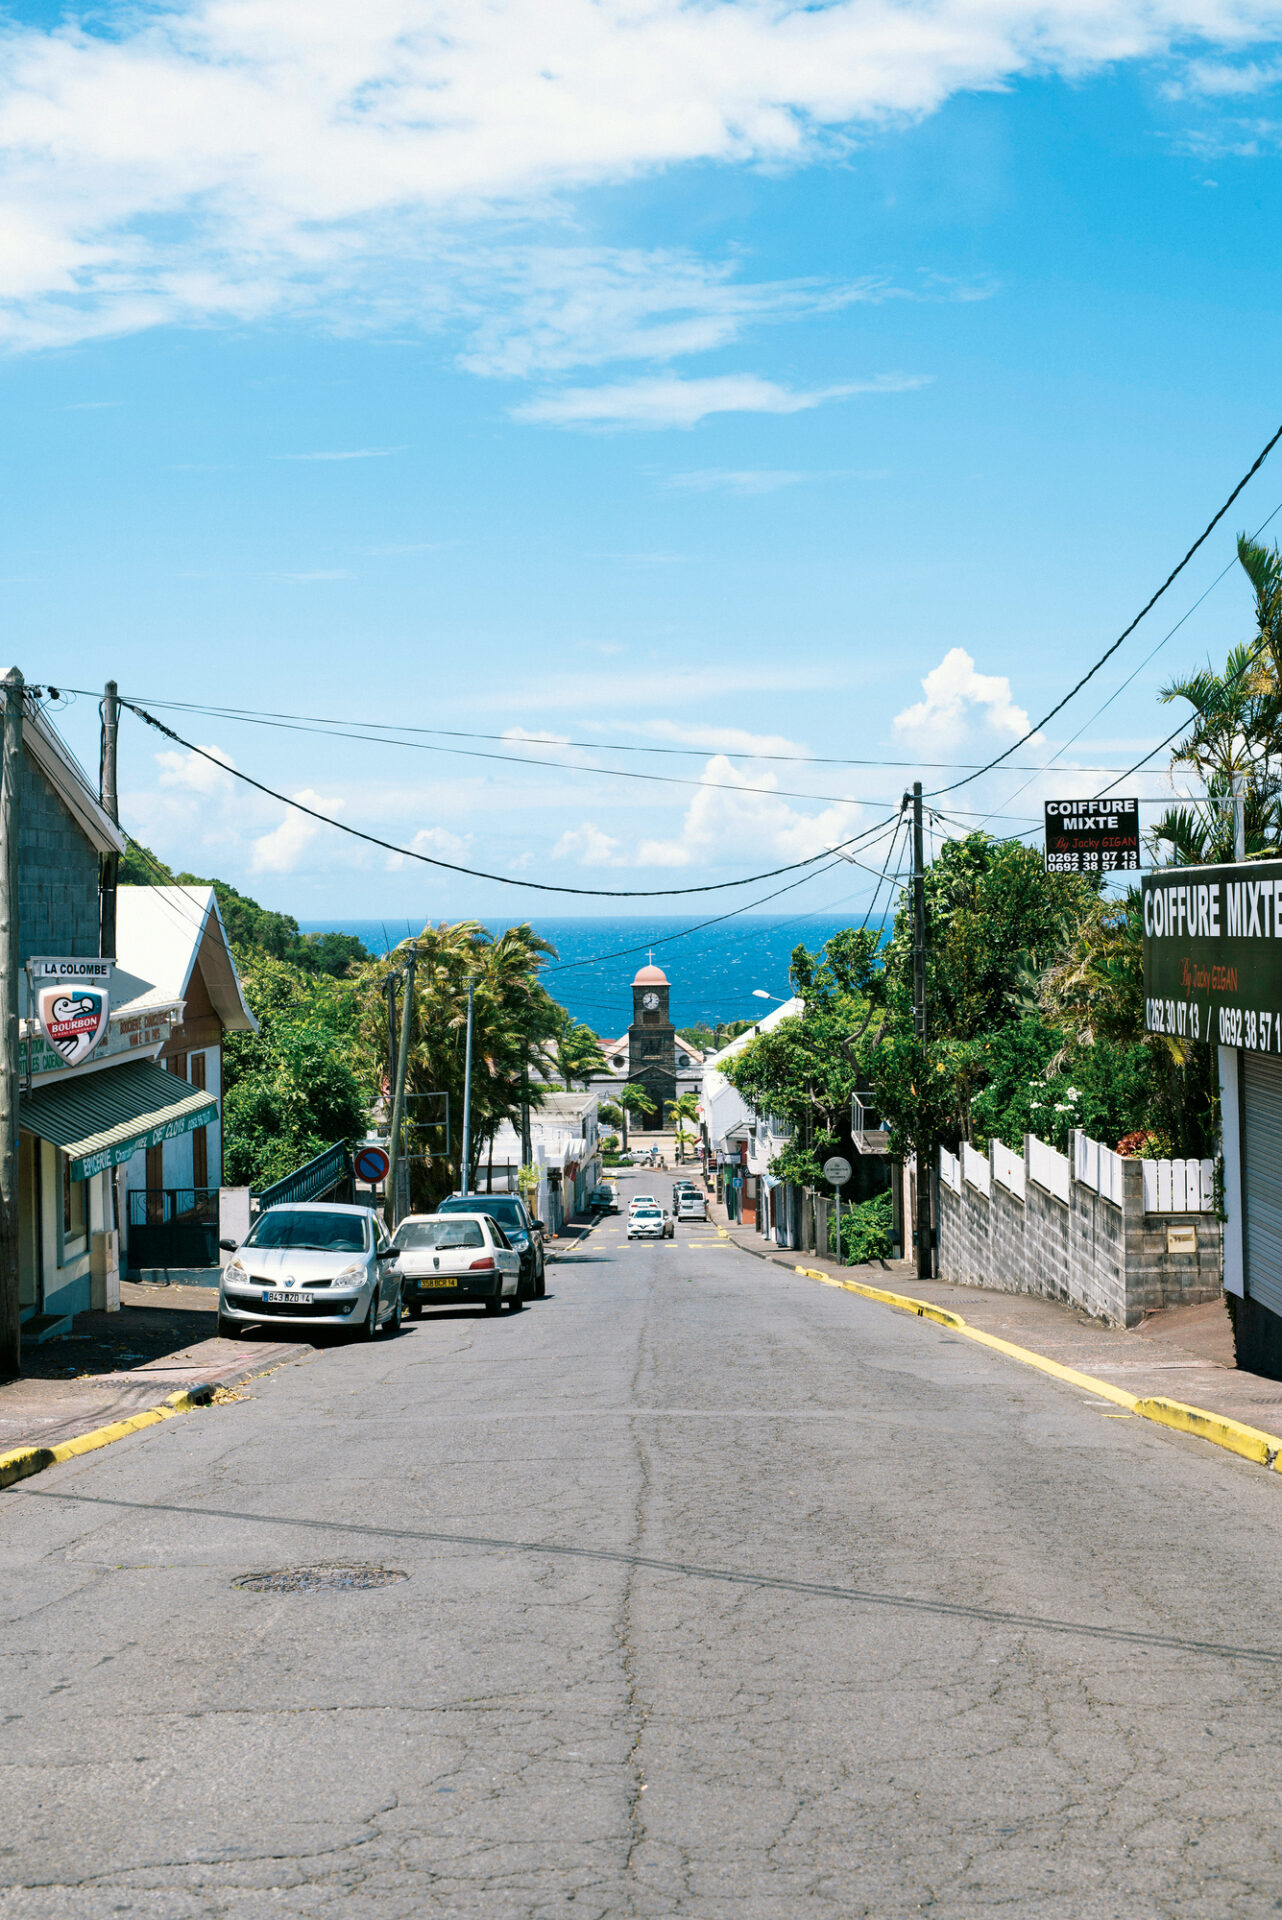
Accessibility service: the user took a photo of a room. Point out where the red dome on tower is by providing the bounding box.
[632,963,669,986]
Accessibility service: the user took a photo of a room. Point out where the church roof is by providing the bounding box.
[632,963,669,986]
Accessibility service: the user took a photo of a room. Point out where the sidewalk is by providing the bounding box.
[0,1280,310,1457]
[708,1198,1282,1438]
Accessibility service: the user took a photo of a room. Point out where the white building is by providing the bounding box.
[701,998,802,1244]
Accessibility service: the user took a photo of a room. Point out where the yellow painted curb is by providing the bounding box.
[0,1385,213,1493]
[789,1261,1282,1466]
[1131,1396,1282,1468]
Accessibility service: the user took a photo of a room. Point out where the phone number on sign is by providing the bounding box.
[1146,997,1202,1039]
[1215,1004,1281,1050]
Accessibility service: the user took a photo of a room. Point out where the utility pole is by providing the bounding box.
[1233,769,1247,863]
[98,681,120,960]
[460,981,475,1198]
[383,944,417,1233]
[520,1062,532,1169]
[910,780,932,1280]
[384,971,399,1106]
[0,671,23,1377]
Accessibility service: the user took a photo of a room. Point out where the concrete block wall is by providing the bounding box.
[19,752,101,964]
[937,1138,1223,1326]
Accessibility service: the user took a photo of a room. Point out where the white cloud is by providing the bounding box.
[154,743,235,793]
[251,789,345,873]
[636,720,810,757]
[553,823,623,865]
[514,372,928,429]
[635,755,860,867]
[275,447,407,461]
[893,647,1034,746]
[409,826,473,860]
[0,0,1276,354]
[664,468,811,495]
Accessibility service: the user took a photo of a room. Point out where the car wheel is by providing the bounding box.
[508,1278,525,1313]
[357,1295,377,1342]
[410,1303,425,1320]
[535,1261,546,1299]
[382,1294,401,1337]
[484,1296,503,1316]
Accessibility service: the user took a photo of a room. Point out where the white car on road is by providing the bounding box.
[219,1202,401,1341]
[628,1205,673,1241]
[676,1190,707,1222]
[391,1213,522,1316]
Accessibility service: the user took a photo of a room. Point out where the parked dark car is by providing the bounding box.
[437,1192,546,1298]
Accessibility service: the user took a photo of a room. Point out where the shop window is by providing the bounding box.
[62,1160,86,1251]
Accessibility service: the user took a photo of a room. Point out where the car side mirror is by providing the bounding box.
[219,1238,238,1253]
[376,1247,398,1260]
[532,1220,545,1233]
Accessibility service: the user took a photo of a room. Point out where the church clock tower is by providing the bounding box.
[627,960,676,1125]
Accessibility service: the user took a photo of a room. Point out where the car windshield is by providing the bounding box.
[634,1208,661,1219]
[394,1220,485,1251]
[442,1195,524,1229]
[245,1209,368,1253]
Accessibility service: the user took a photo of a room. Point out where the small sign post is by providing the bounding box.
[1044,799,1140,874]
[824,1155,853,1266]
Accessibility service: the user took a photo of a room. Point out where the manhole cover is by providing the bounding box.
[233,1565,407,1593]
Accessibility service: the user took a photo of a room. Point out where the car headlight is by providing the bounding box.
[509,1231,529,1248]
[335,1262,367,1286]
[225,1256,247,1279]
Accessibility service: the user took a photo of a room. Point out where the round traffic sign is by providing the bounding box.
[823,1155,852,1188]
[355,1144,391,1185]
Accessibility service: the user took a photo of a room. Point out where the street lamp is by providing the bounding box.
[752,989,786,1002]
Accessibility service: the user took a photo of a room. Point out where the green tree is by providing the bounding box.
[617,1082,656,1148]
[554,1011,608,1089]
[670,1091,700,1161]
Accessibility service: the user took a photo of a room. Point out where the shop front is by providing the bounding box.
[1143,860,1282,1373]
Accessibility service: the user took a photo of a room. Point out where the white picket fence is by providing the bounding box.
[1141,1158,1215,1214]
[1074,1132,1124,1208]
[1027,1134,1070,1203]
[989,1138,1024,1200]
[939,1146,961,1195]
[961,1140,991,1196]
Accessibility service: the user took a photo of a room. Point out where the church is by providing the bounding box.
[591,961,704,1125]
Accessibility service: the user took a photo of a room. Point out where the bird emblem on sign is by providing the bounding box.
[37,984,110,1066]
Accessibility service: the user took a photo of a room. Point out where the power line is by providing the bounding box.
[61,685,1154,775]
[926,416,1282,798]
[122,697,899,900]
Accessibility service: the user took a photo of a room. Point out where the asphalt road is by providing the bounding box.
[5,1169,1282,1918]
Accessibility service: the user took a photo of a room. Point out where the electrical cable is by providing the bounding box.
[924,417,1282,798]
[120,697,899,901]
[59,684,1150,775]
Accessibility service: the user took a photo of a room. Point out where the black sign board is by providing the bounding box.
[1142,859,1282,1051]
[1044,798,1140,873]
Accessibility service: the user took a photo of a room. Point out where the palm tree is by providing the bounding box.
[554,1010,608,1090]
[670,1092,700,1162]
[617,1082,656,1150]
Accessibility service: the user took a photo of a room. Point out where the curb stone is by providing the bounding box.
[0,1343,313,1494]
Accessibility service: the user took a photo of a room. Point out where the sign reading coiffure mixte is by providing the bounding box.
[1143,861,1282,1052]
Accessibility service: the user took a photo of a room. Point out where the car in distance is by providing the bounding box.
[391,1213,522,1315]
[589,1184,619,1213]
[677,1190,708,1221]
[219,1202,401,1341]
[628,1205,668,1241]
[628,1193,658,1214]
[437,1192,545,1299]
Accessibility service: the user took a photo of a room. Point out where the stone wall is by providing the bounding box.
[937,1139,1222,1327]
[19,750,100,963]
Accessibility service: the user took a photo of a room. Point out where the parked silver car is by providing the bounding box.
[391,1213,522,1316]
[218,1202,401,1341]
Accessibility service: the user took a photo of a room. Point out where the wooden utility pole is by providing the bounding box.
[911,780,933,1280]
[99,681,120,960]
[383,944,417,1232]
[520,1062,532,1169]
[460,981,475,1197]
[0,670,23,1376]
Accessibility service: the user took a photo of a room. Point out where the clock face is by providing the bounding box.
[641,991,660,1010]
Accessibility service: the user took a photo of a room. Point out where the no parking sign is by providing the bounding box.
[355,1144,391,1185]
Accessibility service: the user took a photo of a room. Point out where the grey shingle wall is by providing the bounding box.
[18,750,100,963]
[937,1139,1222,1326]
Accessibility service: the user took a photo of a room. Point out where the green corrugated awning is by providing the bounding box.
[19,1059,218,1182]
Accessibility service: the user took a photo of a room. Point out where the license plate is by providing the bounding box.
[265,1290,313,1305]
[423,1277,458,1288]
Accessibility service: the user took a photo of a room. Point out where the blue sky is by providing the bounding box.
[8,0,1282,919]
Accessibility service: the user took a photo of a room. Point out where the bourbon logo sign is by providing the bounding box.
[29,957,112,1067]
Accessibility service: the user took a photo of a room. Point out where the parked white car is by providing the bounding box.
[391,1213,522,1316]
[219,1202,400,1341]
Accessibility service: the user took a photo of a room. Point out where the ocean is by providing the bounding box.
[296,914,883,1037]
